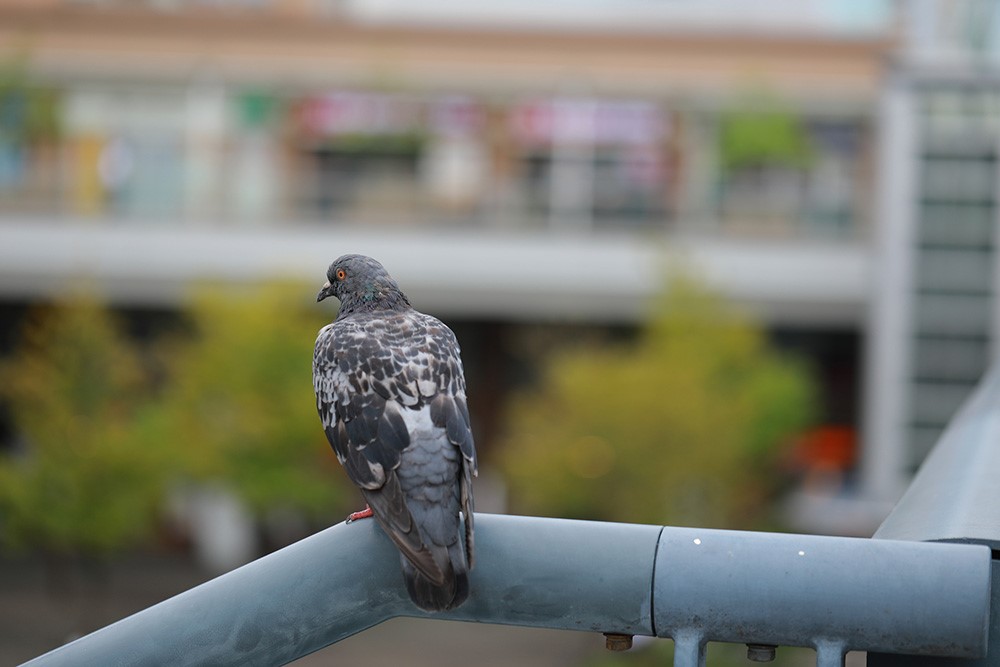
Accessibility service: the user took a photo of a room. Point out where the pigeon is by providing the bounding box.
[313,254,477,612]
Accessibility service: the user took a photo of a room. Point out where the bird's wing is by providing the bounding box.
[427,375,477,568]
[313,313,477,582]
[314,322,400,490]
[416,313,478,571]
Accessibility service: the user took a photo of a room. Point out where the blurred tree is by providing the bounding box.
[0,55,62,145]
[0,298,164,556]
[719,93,813,170]
[0,282,349,567]
[146,283,348,521]
[500,275,815,528]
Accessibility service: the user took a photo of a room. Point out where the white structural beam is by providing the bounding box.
[0,221,868,327]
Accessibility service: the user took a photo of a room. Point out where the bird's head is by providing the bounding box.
[317,254,409,313]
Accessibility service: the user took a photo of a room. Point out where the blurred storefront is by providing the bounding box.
[1,81,872,238]
[0,0,897,531]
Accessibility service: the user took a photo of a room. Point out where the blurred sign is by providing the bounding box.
[428,95,484,138]
[295,91,487,139]
[511,98,667,146]
[295,91,422,137]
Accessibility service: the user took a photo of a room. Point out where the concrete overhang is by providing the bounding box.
[0,220,869,327]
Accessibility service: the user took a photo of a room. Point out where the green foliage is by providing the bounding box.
[719,93,812,170]
[0,55,62,144]
[324,132,426,154]
[0,283,353,556]
[500,276,815,528]
[145,282,348,518]
[0,298,164,554]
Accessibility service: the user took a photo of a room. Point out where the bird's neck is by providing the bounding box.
[337,282,411,318]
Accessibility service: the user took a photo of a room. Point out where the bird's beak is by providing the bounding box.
[316,281,333,303]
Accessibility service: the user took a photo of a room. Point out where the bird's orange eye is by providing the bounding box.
[336,269,346,281]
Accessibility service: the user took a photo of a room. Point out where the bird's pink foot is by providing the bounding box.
[347,505,373,523]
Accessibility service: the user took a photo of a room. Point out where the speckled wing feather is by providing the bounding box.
[313,309,477,601]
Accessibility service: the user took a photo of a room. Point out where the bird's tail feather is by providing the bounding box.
[401,556,469,612]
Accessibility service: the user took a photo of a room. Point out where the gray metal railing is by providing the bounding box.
[22,368,1000,667]
[20,514,992,667]
[869,365,1000,667]
[874,367,1000,549]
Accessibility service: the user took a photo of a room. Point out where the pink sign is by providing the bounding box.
[511,98,666,146]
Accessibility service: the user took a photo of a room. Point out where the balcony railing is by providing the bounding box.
[22,367,1000,667]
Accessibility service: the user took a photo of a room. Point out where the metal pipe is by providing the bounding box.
[874,366,1000,549]
[870,365,1000,667]
[654,526,991,658]
[22,514,993,666]
[22,514,661,667]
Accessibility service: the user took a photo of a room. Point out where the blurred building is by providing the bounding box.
[0,0,882,313]
[864,0,1000,505]
[2,0,990,533]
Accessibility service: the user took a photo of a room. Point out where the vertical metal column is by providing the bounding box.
[862,66,919,503]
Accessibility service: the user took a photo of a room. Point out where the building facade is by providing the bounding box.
[1,0,917,529]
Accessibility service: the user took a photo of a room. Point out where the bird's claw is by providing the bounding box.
[346,505,374,523]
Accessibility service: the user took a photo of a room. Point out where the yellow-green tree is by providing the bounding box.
[146,283,348,519]
[500,276,815,528]
[719,90,813,170]
[0,298,166,555]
